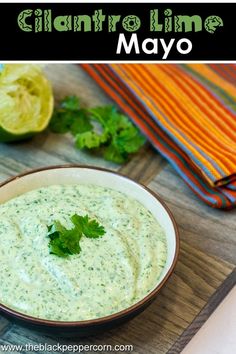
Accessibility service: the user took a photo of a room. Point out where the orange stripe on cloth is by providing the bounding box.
[187,64,236,99]
[159,65,236,180]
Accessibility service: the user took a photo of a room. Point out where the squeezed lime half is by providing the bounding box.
[0,64,53,142]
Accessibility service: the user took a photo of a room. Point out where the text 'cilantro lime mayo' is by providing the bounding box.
[0,184,167,321]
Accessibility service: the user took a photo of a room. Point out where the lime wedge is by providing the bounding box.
[0,64,53,142]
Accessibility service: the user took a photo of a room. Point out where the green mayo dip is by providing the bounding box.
[0,184,167,321]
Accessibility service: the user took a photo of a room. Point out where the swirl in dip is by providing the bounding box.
[0,184,167,321]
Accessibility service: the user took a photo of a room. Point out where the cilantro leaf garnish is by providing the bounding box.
[75,131,107,149]
[49,97,92,135]
[47,214,105,258]
[49,96,145,163]
[71,214,105,238]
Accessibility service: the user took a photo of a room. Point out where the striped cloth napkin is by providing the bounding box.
[81,64,236,209]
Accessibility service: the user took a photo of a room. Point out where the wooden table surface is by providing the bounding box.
[0,64,235,354]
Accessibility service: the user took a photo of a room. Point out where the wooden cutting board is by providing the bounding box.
[0,64,235,354]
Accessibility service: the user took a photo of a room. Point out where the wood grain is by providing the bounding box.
[0,64,235,354]
[0,317,11,337]
[120,144,166,185]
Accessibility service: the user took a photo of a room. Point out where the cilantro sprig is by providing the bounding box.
[49,96,145,164]
[47,214,106,258]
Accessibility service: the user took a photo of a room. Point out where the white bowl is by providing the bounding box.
[0,165,179,336]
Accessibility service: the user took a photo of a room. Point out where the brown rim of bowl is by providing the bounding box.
[0,164,180,327]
